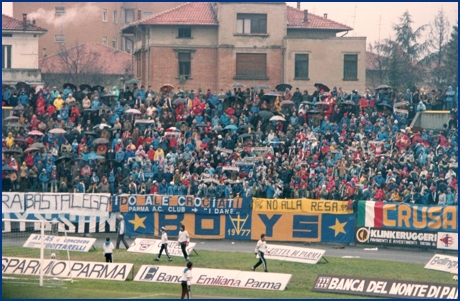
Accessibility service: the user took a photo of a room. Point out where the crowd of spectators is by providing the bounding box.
[2,83,458,206]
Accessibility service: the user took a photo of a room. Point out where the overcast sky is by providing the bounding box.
[3,2,458,47]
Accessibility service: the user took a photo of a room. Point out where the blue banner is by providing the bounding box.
[225,213,252,240]
[124,212,154,236]
[321,214,356,243]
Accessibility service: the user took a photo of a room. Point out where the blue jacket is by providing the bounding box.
[39,173,50,183]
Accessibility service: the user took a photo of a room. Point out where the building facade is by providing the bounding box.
[2,14,47,87]
[122,2,367,93]
[12,2,183,58]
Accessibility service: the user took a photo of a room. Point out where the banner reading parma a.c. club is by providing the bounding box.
[357,201,457,232]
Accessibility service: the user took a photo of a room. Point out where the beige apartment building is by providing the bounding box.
[122,2,367,93]
[12,2,183,58]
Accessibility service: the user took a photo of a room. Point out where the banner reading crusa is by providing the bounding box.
[252,198,353,214]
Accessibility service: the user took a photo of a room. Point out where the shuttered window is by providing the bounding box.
[344,54,358,80]
[178,52,191,76]
[236,53,266,79]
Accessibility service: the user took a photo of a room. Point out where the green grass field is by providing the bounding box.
[2,247,455,299]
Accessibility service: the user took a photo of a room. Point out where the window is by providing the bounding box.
[124,37,133,53]
[102,9,108,22]
[102,36,108,45]
[178,52,191,77]
[236,14,267,34]
[344,54,358,80]
[2,33,13,37]
[142,11,152,19]
[295,54,309,79]
[235,53,267,79]
[54,34,65,43]
[178,28,192,38]
[125,9,135,24]
[2,45,12,69]
[55,6,65,14]
[113,10,118,23]
[112,37,118,49]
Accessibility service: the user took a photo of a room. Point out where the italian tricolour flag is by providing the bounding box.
[357,201,384,228]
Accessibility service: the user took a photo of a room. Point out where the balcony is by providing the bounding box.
[1,68,43,85]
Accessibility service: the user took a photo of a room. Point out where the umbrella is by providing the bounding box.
[224,125,238,131]
[31,142,45,148]
[195,123,208,127]
[102,93,117,98]
[4,116,19,122]
[49,128,67,134]
[12,106,24,111]
[166,127,179,132]
[270,116,286,122]
[92,85,104,91]
[2,165,17,172]
[160,84,174,92]
[227,95,243,101]
[212,126,223,131]
[301,101,315,105]
[375,85,392,91]
[341,100,357,106]
[93,138,110,145]
[2,149,22,154]
[79,84,92,91]
[15,81,30,92]
[83,109,97,113]
[275,84,292,91]
[315,101,331,106]
[105,159,123,168]
[28,130,44,136]
[259,111,274,120]
[377,103,393,110]
[281,100,294,106]
[307,110,321,114]
[84,153,105,161]
[263,92,282,97]
[173,98,187,105]
[93,123,111,130]
[134,119,155,124]
[314,83,330,92]
[202,178,220,185]
[126,109,141,114]
[63,83,77,90]
[216,94,228,100]
[256,85,271,90]
[84,131,97,136]
[71,158,87,165]
[55,156,71,163]
[239,133,253,138]
[232,83,245,88]
[13,138,27,144]
[126,78,140,85]
[6,123,24,128]
[238,124,253,129]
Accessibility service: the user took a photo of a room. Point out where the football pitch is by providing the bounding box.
[2,247,455,299]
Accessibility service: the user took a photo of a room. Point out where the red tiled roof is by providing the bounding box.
[2,14,47,32]
[124,2,217,29]
[286,6,352,31]
[39,43,132,75]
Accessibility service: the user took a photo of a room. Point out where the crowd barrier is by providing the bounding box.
[2,193,457,249]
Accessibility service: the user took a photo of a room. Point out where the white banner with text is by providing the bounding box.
[424,254,458,274]
[134,265,292,291]
[23,234,97,252]
[127,238,196,257]
[2,257,133,281]
[257,244,326,264]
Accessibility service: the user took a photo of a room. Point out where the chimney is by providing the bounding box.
[297,2,300,9]
[303,10,308,23]
[22,13,27,29]
[324,13,328,19]
[137,9,142,21]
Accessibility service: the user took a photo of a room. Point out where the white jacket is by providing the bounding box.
[103,242,114,254]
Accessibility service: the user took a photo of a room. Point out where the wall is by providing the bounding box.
[410,111,453,131]
[285,37,367,93]
[2,69,42,86]
[2,31,41,69]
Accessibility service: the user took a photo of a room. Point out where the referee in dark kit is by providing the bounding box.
[154,226,172,261]
[251,233,270,272]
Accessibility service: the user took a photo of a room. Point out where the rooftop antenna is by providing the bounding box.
[378,15,382,43]
[352,3,357,36]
